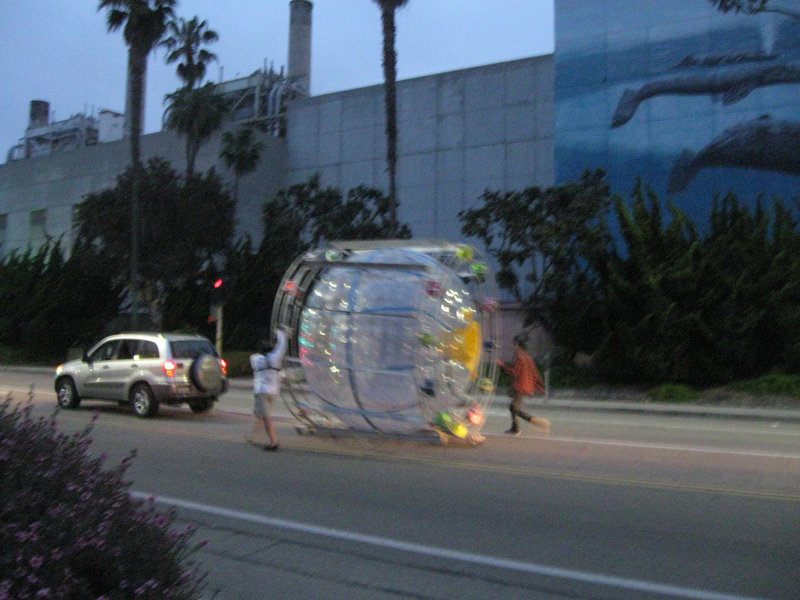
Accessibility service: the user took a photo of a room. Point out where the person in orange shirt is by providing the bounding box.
[498,337,550,435]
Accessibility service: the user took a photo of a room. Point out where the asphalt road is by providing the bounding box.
[4,367,800,599]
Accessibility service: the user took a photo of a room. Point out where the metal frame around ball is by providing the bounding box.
[270,240,501,445]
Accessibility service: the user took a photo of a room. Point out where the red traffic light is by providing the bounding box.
[213,278,224,289]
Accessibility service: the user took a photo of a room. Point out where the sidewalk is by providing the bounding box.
[227,377,800,423]
[7,364,797,423]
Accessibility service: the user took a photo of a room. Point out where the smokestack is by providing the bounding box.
[288,0,312,94]
[29,100,50,129]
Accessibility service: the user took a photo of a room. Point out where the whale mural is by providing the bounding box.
[668,115,800,194]
[556,1,800,209]
[612,60,800,128]
[606,6,800,198]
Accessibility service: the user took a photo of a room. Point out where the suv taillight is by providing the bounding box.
[163,360,177,377]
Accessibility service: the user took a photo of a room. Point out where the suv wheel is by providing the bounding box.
[56,378,80,409]
[130,383,158,418]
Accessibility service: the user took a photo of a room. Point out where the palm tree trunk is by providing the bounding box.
[380,7,399,237]
[126,46,148,328]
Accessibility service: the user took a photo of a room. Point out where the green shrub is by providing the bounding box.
[728,373,800,398]
[0,399,209,599]
[648,384,701,403]
[548,365,601,388]
[223,350,253,378]
[0,344,28,365]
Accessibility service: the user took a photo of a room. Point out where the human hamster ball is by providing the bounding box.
[273,241,500,443]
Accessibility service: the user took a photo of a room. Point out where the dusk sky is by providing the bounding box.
[0,1,554,163]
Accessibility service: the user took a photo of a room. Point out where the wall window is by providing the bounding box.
[0,214,7,256]
[30,209,47,250]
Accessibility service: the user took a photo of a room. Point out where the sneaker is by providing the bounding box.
[504,429,521,436]
[263,444,280,451]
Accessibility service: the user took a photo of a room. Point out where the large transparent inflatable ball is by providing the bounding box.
[276,243,499,443]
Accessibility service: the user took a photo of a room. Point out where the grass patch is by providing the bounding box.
[548,365,601,388]
[648,384,702,403]
[727,373,800,398]
[0,345,26,363]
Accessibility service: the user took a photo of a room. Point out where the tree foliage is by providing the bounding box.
[219,126,265,202]
[0,241,121,361]
[266,174,412,247]
[160,15,218,90]
[595,189,800,385]
[710,0,800,21]
[164,83,231,177]
[98,0,177,328]
[460,169,613,356]
[75,158,235,330]
[98,0,175,162]
[460,172,800,386]
[0,400,209,599]
[217,175,412,349]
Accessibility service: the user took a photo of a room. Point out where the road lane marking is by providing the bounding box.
[39,405,800,501]
[530,434,800,461]
[133,491,767,600]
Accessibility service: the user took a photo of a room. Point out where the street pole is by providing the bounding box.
[215,304,223,355]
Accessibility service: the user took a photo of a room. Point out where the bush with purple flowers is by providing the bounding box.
[0,398,210,599]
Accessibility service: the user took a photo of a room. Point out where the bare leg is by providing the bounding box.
[262,395,279,449]
[262,415,278,447]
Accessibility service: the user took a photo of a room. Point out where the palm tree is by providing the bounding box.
[220,126,265,202]
[99,0,175,163]
[372,0,409,238]
[164,83,232,177]
[98,0,176,328]
[160,16,219,90]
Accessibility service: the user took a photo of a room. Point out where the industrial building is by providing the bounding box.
[0,0,797,261]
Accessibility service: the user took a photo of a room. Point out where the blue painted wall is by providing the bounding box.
[555,0,800,228]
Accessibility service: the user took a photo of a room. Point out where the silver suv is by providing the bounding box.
[54,332,228,417]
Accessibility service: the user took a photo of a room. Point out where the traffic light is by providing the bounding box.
[210,278,225,306]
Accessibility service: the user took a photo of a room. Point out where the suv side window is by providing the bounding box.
[170,340,217,359]
[117,339,138,360]
[89,340,119,362]
[136,340,160,360]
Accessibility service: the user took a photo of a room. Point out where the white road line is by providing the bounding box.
[133,491,766,600]
[517,434,800,461]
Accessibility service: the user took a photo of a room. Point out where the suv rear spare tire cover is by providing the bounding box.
[191,354,224,394]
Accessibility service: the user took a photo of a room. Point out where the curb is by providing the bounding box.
[228,377,800,423]
[8,367,798,423]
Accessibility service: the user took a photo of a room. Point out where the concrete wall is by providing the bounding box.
[0,127,286,256]
[0,55,553,261]
[286,55,554,241]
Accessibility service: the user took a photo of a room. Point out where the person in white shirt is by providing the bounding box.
[249,325,288,451]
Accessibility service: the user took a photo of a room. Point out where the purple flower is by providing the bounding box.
[29,556,44,569]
